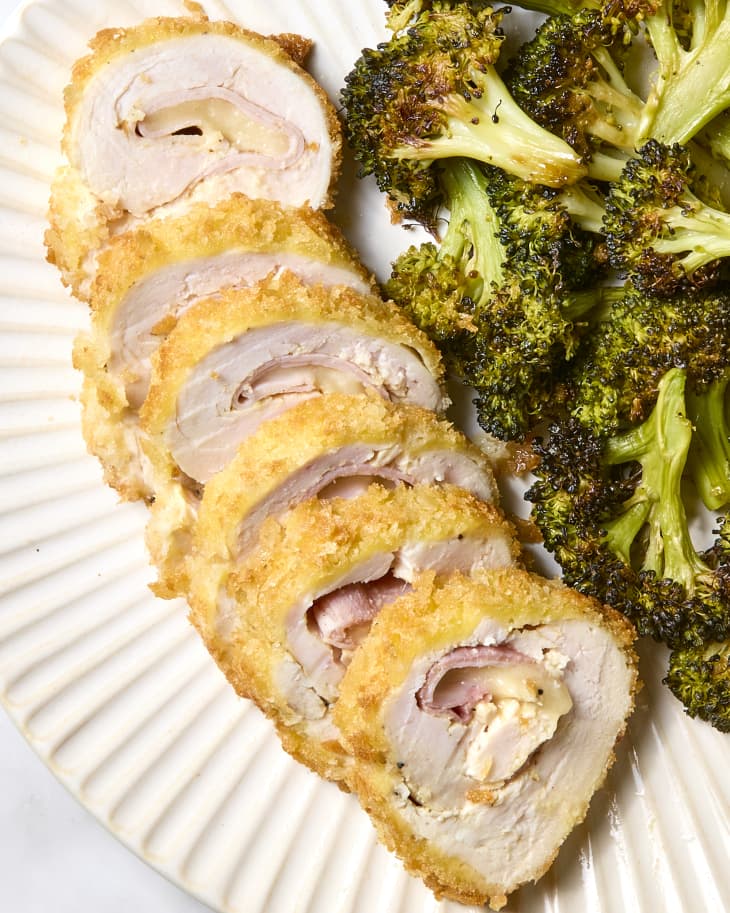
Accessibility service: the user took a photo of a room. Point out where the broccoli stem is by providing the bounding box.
[440,159,504,298]
[602,368,709,591]
[394,67,587,188]
[559,184,606,234]
[644,6,730,144]
[585,150,629,183]
[687,374,730,510]
[651,197,730,276]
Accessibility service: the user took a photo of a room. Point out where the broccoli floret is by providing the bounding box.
[604,140,730,294]
[385,158,498,353]
[644,0,730,146]
[506,9,644,182]
[528,368,730,647]
[341,1,586,223]
[565,281,730,435]
[665,639,730,731]
[387,160,604,440]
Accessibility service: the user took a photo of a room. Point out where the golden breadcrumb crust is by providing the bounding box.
[72,199,378,502]
[187,484,519,783]
[147,391,490,599]
[45,165,115,298]
[269,33,313,66]
[333,568,638,909]
[46,16,342,295]
[89,194,374,331]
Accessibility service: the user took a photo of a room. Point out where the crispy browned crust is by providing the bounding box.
[61,16,342,204]
[270,33,313,66]
[334,569,638,908]
[45,166,114,299]
[186,484,519,784]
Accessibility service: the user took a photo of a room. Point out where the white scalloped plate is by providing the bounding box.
[0,1,728,911]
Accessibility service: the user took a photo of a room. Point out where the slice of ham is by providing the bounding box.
[416,644,536,722]
[310,574,412,651]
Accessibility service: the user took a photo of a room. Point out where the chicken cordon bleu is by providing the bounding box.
[46,14,341,295]
[334,568,637,910]
[148,393,497,598]
[187,484,520,784]
[140,274,447,488]
[73,202,376,499]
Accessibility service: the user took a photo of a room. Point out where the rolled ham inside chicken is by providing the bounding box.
[140,276,447,492]
[334,569,637,909]
[186,484,519,783]
[156,319,444,485]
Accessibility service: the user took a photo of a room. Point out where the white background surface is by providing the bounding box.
[0,1,209,909]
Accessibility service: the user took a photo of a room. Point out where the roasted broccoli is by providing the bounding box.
[385,158,498,355]
[528,368,730,647]
[604,140,730,294]
[341,1,585,223]
[386,160,603,440]
[506,9,644,182]
[564,280,730,436]
[665,639,730,731]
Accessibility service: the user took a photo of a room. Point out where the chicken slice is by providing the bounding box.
[73,200,375,500]
[187,484,520,784]
[148,392,497,599]
[334,569,638,910]
[46,16,341,295]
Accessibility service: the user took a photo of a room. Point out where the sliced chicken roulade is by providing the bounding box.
[148,393,496,598]
[188,484,519,784]
[141,275,446,488]
[46,15,341,294]
[73,200,374,499]
[334,568,637,910]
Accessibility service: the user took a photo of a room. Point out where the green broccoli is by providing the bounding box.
[386,160,603,440]
[604,140,730,294]
[644,0,730,146]
[528,368,730,647]
[686,372,730,511]
[564,281,730,436]
[506,9,644,182]
[665,639,730,731]
[341,1,586,223]
[385,158,499,355]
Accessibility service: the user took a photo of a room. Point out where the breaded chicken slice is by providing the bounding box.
[334,568,638,910]
[46,15,341,295]
[73,200,377,499]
